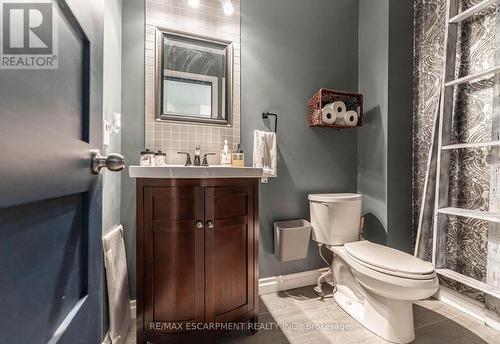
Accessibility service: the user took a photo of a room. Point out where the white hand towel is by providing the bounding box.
[253,130,277,183]
[102,225,131,344]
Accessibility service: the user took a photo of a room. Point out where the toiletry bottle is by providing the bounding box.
[148,150,155,165]
[140,149,153,166]
[155,151,166,167]
[232,144,244,167]
[220,140,232,166]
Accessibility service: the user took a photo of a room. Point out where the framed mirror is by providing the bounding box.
[155,29,233,125]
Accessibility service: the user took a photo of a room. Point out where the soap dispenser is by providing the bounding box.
[220,140,232,166]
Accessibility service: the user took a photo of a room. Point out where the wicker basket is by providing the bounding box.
[308,88,363,128]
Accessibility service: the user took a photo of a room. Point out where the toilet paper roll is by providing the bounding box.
[322,101,346,125]
[336,110,358,126]
[329,101,347,116]
[322,105,337,124]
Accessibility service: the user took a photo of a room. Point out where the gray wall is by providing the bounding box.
[121,0,144,298]
[119,0,414,289]
[240,0,359,278]
[357,0,389,244]
[103,0,123,236]
[102,0,123,335]
[357,0,413,252]
[386,0,414,252]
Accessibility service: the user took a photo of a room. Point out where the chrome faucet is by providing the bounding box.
[178,146,215,166]
[177,152,192,166]
[202,153,216,166]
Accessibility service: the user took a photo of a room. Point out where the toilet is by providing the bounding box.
[309,193,439,344]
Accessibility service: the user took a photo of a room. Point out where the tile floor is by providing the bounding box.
[123,285,500,344]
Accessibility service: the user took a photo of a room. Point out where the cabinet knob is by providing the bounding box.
[206,220,214,229]
[196,220,204,229]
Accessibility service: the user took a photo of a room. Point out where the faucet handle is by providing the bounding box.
[177,152,192,166]
[202,153,216,166]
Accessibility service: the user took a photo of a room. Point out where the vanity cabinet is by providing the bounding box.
[136,178,259,343]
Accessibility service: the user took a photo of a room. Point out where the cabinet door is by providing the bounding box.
[205,185,254,322]
[144,186,205,332]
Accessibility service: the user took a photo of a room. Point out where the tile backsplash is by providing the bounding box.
[145,0,241,165]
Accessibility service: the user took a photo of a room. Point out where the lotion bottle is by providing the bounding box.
[220,140,232,166]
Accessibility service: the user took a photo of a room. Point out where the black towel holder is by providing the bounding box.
[262,112,278,133]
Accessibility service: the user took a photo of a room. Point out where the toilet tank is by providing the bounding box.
[308,193,362,246]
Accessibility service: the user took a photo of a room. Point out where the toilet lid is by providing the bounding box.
[308,193,362,202]
[344,241,434,276]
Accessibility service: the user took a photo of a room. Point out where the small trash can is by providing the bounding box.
[274,219,312,262]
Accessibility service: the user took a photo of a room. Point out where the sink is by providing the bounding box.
[129,165,264,179]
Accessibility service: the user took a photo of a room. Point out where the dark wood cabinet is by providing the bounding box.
[136,178,259,343]
[143,186,205,332]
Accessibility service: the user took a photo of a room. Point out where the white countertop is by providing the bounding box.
[129,165,264,179]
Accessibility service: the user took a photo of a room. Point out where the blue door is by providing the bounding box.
[0,0,105,343]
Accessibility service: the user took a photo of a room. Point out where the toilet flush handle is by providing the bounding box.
[310,200,329,207]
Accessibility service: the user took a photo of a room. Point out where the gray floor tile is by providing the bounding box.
[414,318,489,344]
[126,285,500,344]
[413,303,451,330]
[232,312,288,344]
[414,298,463,319]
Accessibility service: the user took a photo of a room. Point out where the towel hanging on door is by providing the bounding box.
[103,225,131,344]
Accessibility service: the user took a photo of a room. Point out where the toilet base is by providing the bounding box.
[333,256,415,344]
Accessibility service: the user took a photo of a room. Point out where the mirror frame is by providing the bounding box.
[155,28,234,126]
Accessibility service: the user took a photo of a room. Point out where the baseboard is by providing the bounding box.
[433,285,489,324]
[258,267,330,295]
[485,311,500,332]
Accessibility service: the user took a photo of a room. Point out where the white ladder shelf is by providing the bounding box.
[428,0,500,298]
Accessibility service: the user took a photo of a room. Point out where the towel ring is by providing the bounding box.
[262,112,278,133]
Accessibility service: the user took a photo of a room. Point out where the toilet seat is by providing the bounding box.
[331,245,438,294]
[346,251,436,280]
[344,240,435,280]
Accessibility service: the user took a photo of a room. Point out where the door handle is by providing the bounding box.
[196,220,204,229]
[92,150,125,174]
[206,220,214,229]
